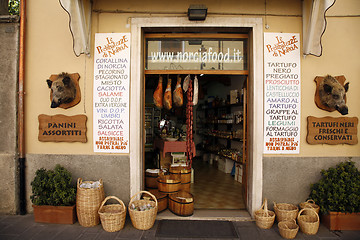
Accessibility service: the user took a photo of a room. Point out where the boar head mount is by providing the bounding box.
[46,72,81,109]
[314,75,349,115]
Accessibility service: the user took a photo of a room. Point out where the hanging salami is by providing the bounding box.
[173,75,183,107]
[153,75,163,109]
[186,76,194,168]
[164,78,172,110]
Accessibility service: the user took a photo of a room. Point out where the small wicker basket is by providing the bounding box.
[254,199,275,229]
[297,208,320,235]
[129,191,158,230]
[98,196,126,232]
[76,178,105,227]
[299,199,320,214]
[274,202,299,222]
[278,219,299,239]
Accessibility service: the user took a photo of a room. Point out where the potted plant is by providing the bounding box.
[309,161,360,230]
[31,164,77,224]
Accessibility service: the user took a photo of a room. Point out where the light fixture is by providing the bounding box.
[188,5,207,21]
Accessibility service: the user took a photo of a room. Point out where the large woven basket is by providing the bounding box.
[98,196,126,232]
[299,199,320,214]
[297,208,320,235]
[274,202,299,222]
[76,178,105,227]
[254,199,275,229]
[129,191,158,230]
[278,219,299,239]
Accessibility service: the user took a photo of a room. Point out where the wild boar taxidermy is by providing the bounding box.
[46,72,81,109]
[314,75,349,115]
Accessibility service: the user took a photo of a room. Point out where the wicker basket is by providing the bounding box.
[299,199,320,214]
[129,191,158,230]
[98,196,126,232]
[297,208,320,235]
[76,178,105,227]
[254,199,275,229]
[278,219,299,239]
[274,202,299,222]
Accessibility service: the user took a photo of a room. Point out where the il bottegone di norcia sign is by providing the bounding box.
[307,116,358,145]
[38,114,87,142]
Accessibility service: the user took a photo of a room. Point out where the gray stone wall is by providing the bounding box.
[263,156,360,209]
[0,16,19,214]
[25,154,130,213]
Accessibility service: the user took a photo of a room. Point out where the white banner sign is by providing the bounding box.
[264,33,301,154]
[93,33,130,153]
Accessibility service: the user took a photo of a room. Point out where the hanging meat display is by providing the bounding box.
[173,75,183,107]
[186,76,194,168]
[164,77,172,110]
[183,74,190,92]
[192,75,199,106]
[153,75,163,109]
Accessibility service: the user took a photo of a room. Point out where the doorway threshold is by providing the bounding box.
[156,209,252,221]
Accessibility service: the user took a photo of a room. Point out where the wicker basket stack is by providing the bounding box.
[128,191,158,230]
[278,219,299,239]
[254,199,275,229]
[273,202,299,222]
[297,208,320,235]
[98,196,126,232]
[76,178,105,227]
[299,199,320,214]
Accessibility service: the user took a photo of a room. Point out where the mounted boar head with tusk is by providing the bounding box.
[46,72,80,109]
[315,75,349,115]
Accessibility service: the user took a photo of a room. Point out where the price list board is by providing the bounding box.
[263,33,301,154]
[93,33,130,153]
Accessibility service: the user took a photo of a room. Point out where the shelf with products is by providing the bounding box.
[145,104,161,151]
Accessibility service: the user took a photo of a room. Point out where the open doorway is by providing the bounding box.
[143,30,248,211]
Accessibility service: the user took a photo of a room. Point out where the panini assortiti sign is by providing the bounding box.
[264,33,301,154]
[38,114,87,142]
[93,33,130,153]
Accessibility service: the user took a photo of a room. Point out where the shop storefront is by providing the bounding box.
[0,0,359,218]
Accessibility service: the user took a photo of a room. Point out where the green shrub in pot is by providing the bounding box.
[31,164,76,206]
[309,161,360,214]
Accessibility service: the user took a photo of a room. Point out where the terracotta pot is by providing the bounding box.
[321,212,360,230]
[33,205,76,224]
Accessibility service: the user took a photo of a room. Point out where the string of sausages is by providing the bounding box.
[186,76,193,169]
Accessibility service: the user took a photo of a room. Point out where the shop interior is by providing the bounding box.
[144,73,247,210]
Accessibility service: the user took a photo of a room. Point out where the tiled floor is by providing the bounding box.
[190,158,246,210]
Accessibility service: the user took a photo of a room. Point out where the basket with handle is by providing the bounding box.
[299,199,320,214]
[297,208,320,235]
[76,178,105,227]
[278,219,299,239]
[273,202,299,222]
[254,198,275,229]
[98,196,126,232]
[128,190,158,230]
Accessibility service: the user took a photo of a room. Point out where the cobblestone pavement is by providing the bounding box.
[0,214,359,240]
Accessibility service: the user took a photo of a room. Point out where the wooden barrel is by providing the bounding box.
[157,174,181,194]
[181,182,191,192]
[170,166,191,184]
[145,169,160,189]
[168,191,194,216]
[143,189,167,213]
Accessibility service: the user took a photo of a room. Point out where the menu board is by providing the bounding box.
[263,33,301,154]
[93,33,130,153]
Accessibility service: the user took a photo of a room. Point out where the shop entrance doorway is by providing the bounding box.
[142,30,249,211]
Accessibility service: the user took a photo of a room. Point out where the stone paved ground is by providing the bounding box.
[0,214,359,240]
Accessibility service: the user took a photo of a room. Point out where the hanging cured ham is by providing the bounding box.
[164,78,172,110]
[183,75,190,92]
[192,75,198,106]
[153,76,163,109]
[173,75,183,107]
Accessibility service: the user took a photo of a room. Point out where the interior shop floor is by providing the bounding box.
[190,158,246,210]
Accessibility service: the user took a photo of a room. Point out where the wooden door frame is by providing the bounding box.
[130,17,264,217]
